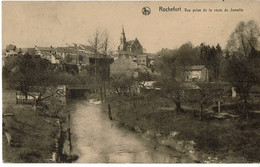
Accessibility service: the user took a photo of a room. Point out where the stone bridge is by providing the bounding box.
[58,85,92,98]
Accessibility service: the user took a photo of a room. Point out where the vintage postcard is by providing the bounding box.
[2,0,260,164]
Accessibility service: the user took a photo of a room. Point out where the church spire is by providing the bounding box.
[118,25,127,51]
[122,25,125,35]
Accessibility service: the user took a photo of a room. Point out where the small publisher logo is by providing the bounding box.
[142,6,151,15]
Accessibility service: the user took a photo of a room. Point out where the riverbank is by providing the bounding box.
[70,99,194,163]
[105,95,260,163]
[2,90,59,162]
[2,90,74,163]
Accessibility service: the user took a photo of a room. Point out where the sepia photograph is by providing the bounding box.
[1,0,260,163]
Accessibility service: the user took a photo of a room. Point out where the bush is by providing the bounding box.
[106,93,260,162]
[19,150,42,163]
[38,97,66,118]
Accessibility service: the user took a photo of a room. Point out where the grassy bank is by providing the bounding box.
[106,94,260,163]
[2,90,62,163]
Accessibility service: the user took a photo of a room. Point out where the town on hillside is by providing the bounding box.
[2,5,260,163]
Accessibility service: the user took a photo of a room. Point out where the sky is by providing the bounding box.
[2,1,260,53]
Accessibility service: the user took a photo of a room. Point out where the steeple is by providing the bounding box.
[119,25,126,51]
[121,25,126,44]
[122,25,125,35]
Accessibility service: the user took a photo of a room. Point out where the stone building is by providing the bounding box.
[184,65,209,82]
[118,26,143,56]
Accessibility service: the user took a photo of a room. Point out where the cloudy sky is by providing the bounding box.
[2,1,260,53]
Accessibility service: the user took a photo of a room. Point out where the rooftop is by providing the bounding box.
[185,65,206,71]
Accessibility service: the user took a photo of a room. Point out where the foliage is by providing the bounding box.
[227,20,260,57]
[107,92,260,162]
[2,53,90,105]
[64,54,73,63]
[154,50,184,112]
[38,96,66,118]
[110,73,136,96]
[199,43,223,81]
[225,20,260,118]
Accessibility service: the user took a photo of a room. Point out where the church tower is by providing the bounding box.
[118,26,127,51]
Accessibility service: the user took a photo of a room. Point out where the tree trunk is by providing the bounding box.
[200,105,203,121]
[244,100,249,120]
[95,59,97,93]
[100,87,103,103]
[35,98,39,106]
[108,104,112,120]
[175,101,181,113]
[193,109,196,118]
[104,81,106,102]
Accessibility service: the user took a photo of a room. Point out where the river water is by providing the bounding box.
[70,100,193,163]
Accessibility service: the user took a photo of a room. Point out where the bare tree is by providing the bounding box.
[88,29,112,100]
[88,29,104,56]
[102,31,109,57]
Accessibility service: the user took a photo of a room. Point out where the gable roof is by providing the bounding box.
[185,65,206,71]
[56,47,78,54]
[26,48,36,55]
[137,55,148,58]
[82,45,95,53]
[126,40,134,46]
[36,47,55,52]
[6,44,16,51]
[110,57,138,77]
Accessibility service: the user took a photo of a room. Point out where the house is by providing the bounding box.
[4,44,18,57]
[5,44,16,52]
[35,46,56,61]
[184,65,209,82]
[5,50,18,57]
[56,44,95,65]
[88,55,114,81]
[110,56,138,78]
[51,54,62,64]
[137,55,149,67]
[56,46,78,63]
[146,53,157,66]
[24,48,37,55]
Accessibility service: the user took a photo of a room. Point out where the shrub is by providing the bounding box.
[19,150,42,163]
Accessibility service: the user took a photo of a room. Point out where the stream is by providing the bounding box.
[70,100,194,163]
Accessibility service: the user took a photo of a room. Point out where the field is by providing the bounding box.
[2,90,59,163]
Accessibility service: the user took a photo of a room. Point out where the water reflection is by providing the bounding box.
[70,100,193,163]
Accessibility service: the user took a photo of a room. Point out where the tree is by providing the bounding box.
[3,53,76,106]
[88,30,104,56]
[199,43,223,81]
[154,50,184,112]
[64,54,73,63]
[226,20,260,119]
[227,55,257,118]
[102,31,110,57]
[227,20,260,58]
[110,74,135,96]
[88,29,112,100]
[176,42,200,67]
